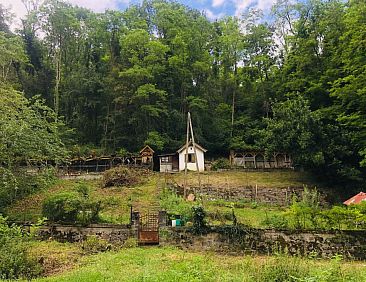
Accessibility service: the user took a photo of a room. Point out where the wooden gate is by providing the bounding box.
[138,212,159,245]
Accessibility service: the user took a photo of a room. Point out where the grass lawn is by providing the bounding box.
[204,202,285,227]
[29,246,366,282]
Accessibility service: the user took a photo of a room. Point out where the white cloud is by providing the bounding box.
[212,0,225,8]
[66,0,126,13]
[2,0,129,31]
[233,0,277,17]
[256,0,277,11]
[2,0,28,30]
[204,9,225,21]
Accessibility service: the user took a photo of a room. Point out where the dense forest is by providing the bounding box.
[0,0,365,189]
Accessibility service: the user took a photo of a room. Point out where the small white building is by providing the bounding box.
[158,141,207,172]
[177,141,207,172]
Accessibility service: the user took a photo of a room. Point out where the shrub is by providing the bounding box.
[160,189,193,222]
[285,187,322,230]
[191,206,208,234]
[262,214,289,229]
[0,216,42,280]
[211,158,231,171]
[0,168,18,210]
[102,166,149,188]
[43,186,101,224]
[43,192,81,223]
[0,167,57,212]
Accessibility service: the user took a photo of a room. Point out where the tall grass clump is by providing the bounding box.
[159,188,193,222]
[0,216,42,280]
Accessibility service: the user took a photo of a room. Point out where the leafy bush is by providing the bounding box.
[0,168,18,210]
[191,206,208,234]
[159,189,193,222]
[0,167,57,212]
[262,214,289,229]
[43,192,81,223]
[43,184,101,224]
[0,216,42,280]
[283,188,366,230]
[285,187,322,230]
[211,158,231,170]
[102,166,149,188]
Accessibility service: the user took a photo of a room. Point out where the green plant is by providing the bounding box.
[258,256,311,281]
[123,238,138,248]
[285,187,322,230]
[160,189,193,222]
[0,216,42,280]
[262,214,289,229]
[80,235,111,254]
[191,206,208,234]
[42,189,102,224]
[251,201,258,209]
[43,192,81,223]
[211,158,231,170]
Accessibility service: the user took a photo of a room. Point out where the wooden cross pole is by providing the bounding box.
[188,113,201,191]
[184,112,190,199]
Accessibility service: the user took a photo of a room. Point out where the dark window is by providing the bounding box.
[161,156,171,163]
[186,153,196,163]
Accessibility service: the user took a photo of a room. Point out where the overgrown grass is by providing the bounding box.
[6,175,160,224]
[28,241,82,277]
[31,247,366,282]
[169,170,317,188]
[5,171,317,227]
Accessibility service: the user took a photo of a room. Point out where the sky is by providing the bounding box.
[1,0,278,29]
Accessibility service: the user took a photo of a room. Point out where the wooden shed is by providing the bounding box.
[139,145,155,166]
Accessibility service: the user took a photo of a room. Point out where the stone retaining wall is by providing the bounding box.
[37,224,366,259]
[37,224,135,243]
[160,227,366,259]
[170,184,326,206]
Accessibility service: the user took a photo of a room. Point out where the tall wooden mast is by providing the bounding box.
[183,112,201,198]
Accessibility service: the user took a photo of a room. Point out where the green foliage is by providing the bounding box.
[211,158,231,170]
[0,87,67,166]
[0,216,42,280]
[43,192,82,223]
[0,167,57,212]
[262,214,289,229]
[1,0,364,191]
[144,131,166,151]
[42,184,102,224]
[191,206,208,235]
[80,235,111,255]
[262,97,322,167]
[122,238,138,248]
[285,187,323,230]
[283,189,366,230]
[159,189,192,222]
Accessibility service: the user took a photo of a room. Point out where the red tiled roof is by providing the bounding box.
[343,192,366,205]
